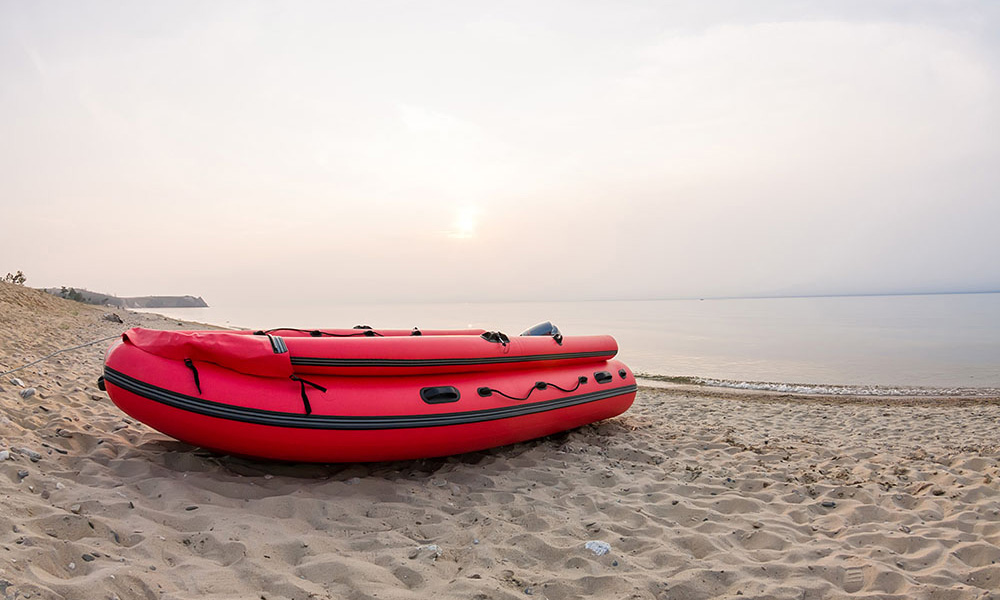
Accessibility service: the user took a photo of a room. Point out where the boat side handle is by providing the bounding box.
[420,386,461,404]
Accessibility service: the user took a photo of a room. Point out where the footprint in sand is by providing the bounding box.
[842,565,866,594]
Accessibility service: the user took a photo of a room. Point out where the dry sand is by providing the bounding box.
[2,281,999,600]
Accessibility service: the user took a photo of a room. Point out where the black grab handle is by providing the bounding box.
[420,386,461,404]
[594,371,614,384]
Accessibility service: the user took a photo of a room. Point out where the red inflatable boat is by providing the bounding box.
[100,323,637,462]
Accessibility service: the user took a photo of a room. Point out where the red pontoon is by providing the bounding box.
[101,324,636,462]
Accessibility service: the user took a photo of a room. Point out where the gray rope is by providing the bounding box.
[0,334,121,378]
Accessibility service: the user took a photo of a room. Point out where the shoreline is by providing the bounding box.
[637,376,1000,403]
[638,379,1000,408]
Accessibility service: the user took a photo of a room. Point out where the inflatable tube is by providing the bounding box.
[102,327,636,462]
[122,327,619,376]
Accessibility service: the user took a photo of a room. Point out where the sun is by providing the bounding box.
[449,207,479,239]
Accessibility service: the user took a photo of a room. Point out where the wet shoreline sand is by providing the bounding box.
[3,282,999,599]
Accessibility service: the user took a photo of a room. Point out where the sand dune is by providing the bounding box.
[2,282,999,599]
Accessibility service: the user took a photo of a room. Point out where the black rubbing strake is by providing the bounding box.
[267,335,288,354]
[290,349,615,369]
[102,366,635,430]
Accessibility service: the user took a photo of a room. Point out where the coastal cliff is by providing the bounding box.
[41,287,208,308]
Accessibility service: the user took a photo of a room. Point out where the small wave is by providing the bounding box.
[635,373,1000,397]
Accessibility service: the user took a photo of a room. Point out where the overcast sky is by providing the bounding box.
[2,1,998,304]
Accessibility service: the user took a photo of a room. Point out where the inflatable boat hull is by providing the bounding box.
[102,328,637,462]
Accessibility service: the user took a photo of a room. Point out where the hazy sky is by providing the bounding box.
[2,1,998,304]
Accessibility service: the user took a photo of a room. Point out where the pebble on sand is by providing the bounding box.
[18,448,42,462]
[585,540,612,556]
[409,544,442,560]
[19,388,36,399]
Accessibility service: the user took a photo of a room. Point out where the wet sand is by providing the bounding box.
[2,282,999,599]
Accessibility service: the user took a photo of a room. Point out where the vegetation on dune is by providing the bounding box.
[3,270,27,285]
[54,286,114,305]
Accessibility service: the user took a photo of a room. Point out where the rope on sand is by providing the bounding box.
[0,334,121,378]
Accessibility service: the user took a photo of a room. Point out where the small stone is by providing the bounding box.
[185,505,198,511]
[585,540,611,556]
[18,448,42,462]
[102,313,124,323]
[70,504,82,514]
[41,490,50,500]
[431,478,447,487]
[56,482,65,490]
[68,562,76,570]
[81,553,95,562]
[0,450,9,461]
[17,469,29,480]
[409,544,442,560]
[612,560,619,567]
[821,501,837,508]
[899,525,912,533]
[345,477,361,485]
[524,587,534,595]
[19,388,36,400]
[473,538,480,545]
[11,378,25,387]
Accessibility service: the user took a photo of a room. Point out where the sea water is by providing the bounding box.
[139,293,1000,395]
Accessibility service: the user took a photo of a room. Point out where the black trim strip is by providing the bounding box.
[103,366,636,431]
[290,350,616,368]
[267,335,288,354]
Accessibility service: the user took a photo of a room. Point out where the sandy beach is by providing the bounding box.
[2,281,999,600]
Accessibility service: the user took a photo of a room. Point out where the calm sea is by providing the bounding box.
[140,293,1000,395]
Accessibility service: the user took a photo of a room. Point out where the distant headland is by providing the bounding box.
[41,287,208,309]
